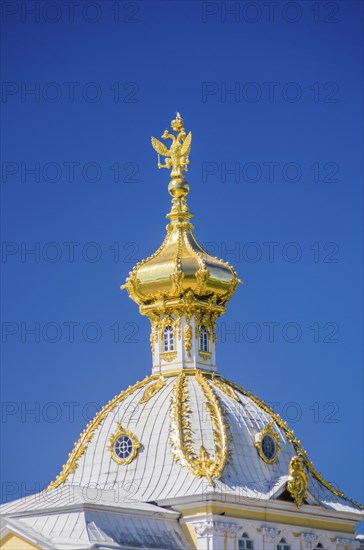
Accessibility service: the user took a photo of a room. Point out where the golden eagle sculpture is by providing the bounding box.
[151,112,192,179]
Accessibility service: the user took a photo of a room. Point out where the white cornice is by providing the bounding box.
[1,501,180,520]
[157,493,363,525]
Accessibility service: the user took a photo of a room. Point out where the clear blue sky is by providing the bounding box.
[1,0,363,531]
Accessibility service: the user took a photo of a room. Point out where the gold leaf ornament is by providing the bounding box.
[139,376,166,404]
[184,323,192,358]
[212,378,239,401]
[169,372,230,485]
[287,455,308,508]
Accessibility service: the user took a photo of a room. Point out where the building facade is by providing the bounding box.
[1,115,363,550]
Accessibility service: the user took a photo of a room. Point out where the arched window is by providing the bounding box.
[277,539,290,550]
[163,326,174,352]
[315,545,324,549]
[238,532,253,550]
[200,325,208,352]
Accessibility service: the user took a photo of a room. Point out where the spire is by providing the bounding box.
[122,115,240,374]
[151,111,192,216]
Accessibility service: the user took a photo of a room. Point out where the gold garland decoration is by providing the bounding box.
[184,323,192,357]
[212,378,239,401]
[224,377,363,510]
[169,371,230,485]
[196,371,231,481]
[47,375,151,490]
[139,376,166,404]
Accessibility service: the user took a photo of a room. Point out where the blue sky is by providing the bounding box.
[1,0,363,531]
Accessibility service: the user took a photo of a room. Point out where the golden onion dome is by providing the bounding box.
[122,114,240,318]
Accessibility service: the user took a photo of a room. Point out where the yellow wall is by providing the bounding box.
[180,523,197,549]
[0,533,40,550]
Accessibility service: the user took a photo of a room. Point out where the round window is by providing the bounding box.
[261,434,276,461]
[114,435,133,460]
[109,422,140,465]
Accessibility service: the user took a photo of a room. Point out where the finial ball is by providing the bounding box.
[168,178,189,198]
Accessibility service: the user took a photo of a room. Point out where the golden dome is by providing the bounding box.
[122,114,240,319]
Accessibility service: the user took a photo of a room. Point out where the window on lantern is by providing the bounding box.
[200,325,208,352]
[238,533,253,550]
[163,326,174,352]
[277,538,290,550]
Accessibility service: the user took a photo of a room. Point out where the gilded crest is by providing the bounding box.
[287,455,308,508]
[151,113,192,179]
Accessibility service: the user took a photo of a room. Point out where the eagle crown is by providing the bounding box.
[151,112,192,180]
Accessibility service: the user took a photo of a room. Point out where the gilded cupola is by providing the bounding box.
[122,114,240,374]
[122,207,238,311]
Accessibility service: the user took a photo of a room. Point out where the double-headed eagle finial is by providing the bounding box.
[151,113,192,180]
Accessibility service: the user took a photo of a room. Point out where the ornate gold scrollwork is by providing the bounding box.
[174,312,182,339]
[195,267,209,295]
[160,351,177,362]
[212,378,239,401]
[150,327,156,354]
[255,421,281,464]
[170,270,184,295]
[184,323,192,357]
[287,455,308,508]
[121,272,144,306]
[194,312,217,346]
[139,376,166,404]
[169,372,230,485]
[160,315,175,331]
[199,350,212,361]
[108,422,141,465]
[203,311,218,344]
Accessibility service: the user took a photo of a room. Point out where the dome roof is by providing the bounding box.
[122,114,239,320]
[122,210,238,312]
[47,371,362,514]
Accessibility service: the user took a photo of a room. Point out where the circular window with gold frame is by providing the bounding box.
[108,422,140,465]
[255,421,280,464]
